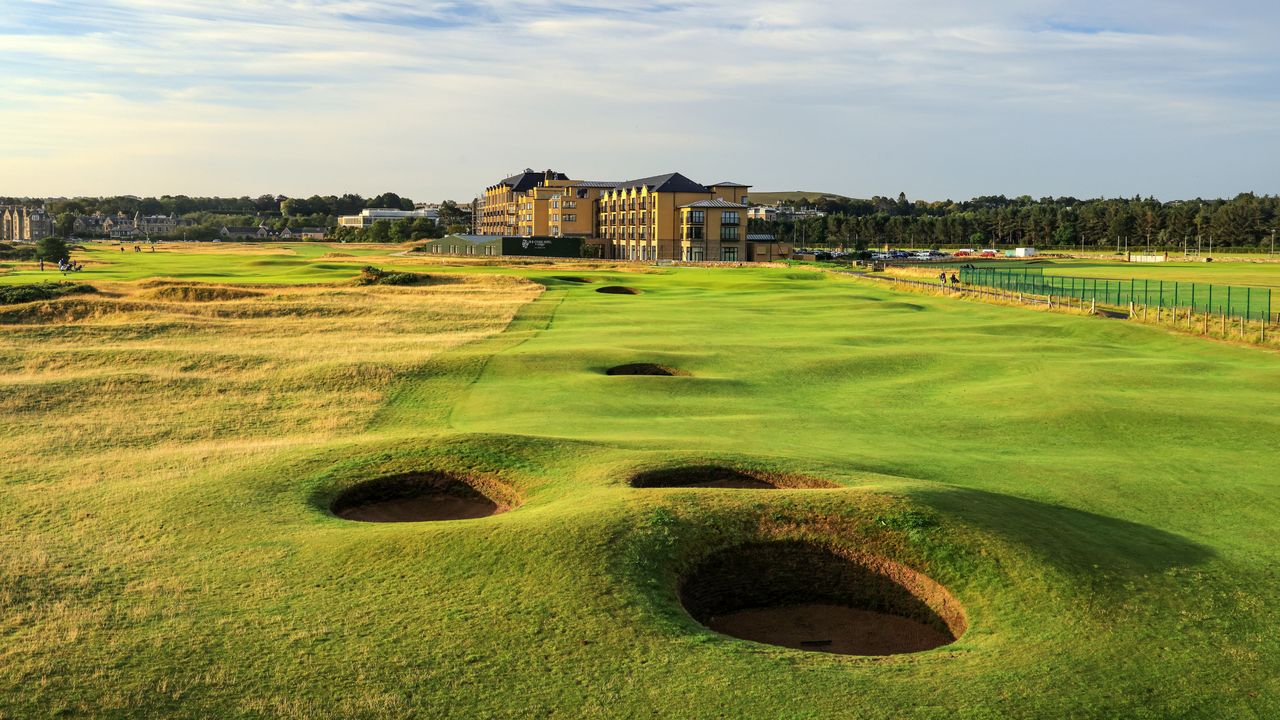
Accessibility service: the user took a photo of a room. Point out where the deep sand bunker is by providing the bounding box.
[596,286,641,295]
[331,472,512,522]
[680,541,966,655]
[606,363,690,377]
[629,465,836,489]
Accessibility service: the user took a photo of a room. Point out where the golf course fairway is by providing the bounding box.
[2,247,1278,718]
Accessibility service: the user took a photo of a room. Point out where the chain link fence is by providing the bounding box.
[959,267,1274,323]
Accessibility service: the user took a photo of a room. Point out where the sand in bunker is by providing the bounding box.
[708,603,955,655]
[684,477,777,489]
[335,494,499,522]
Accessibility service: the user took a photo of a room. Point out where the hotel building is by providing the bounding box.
[476,169,786,261]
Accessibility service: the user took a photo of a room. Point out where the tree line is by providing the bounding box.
[0,192,475,242]
[749,192,1280,251]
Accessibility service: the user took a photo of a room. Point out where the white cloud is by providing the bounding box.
[0,0,1278,200]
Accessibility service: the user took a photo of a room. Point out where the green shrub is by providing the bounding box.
[0,243,36,261]
[0,282,97,305]
[356,266,431,286]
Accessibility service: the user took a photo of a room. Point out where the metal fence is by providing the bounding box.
[959,267,1274,323]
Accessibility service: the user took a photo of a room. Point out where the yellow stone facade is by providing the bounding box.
[477,169,785,261]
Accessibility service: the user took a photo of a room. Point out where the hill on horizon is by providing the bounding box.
[749,191,853,205]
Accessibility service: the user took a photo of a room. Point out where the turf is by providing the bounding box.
[3,244,1279,718]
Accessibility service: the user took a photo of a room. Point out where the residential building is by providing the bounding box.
[103,214,138,239]
[279,227,327,240]
[337,207,438,229]
[1,205,53,242]
[220,224,273,240]
[134,212,181,236]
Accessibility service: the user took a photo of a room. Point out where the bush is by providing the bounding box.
[355,266,431,286]
[0,243,36,261]
[0,282,98,305]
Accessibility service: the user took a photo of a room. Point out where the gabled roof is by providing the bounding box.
[497,169,571,193]
[574,180,621,188]
[680,199,748,209]
[614,172,710,194]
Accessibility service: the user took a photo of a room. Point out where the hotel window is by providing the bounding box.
[552,201,559,208]
[722,211,739,226]
[688,210,705,224]
[565,201,576,209]
[564,214,576,222]
[721,247,738,261]
[686,226,704,240]
[720,226,739,241]
[553,214,560,222]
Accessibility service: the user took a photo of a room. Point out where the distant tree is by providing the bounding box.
[54,212,77,238]
[389,218,414,243]
[36,236,69,264]
[436,200,469,230]
[411,217,442,240]
[367,220,392,243]
[368,192,413,211]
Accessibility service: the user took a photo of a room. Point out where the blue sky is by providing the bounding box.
[1,1,1277,201]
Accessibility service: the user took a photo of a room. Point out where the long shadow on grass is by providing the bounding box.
[915,487,1214,576]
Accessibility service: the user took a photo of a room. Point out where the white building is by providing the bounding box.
[337,208,439,228]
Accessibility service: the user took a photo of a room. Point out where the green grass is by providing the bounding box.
[3,246,1280,718]
[939,257,1280,289]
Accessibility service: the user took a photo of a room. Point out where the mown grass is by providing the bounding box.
[2,244,1279,718]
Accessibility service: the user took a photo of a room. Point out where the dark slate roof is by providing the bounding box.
[680,199,748,209]
[497,169,571,193]
[575,180,621,188]
[710,181,751,187]
[614,172,710,194]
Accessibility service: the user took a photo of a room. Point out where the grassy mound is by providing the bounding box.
[357,265,434,286]
[628,464,836,489]
[146,285,264,302]
[0,281,97,305]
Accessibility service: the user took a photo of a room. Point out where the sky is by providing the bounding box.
[1,1,1278,202]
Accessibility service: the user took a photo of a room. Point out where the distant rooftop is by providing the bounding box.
[681,199,748,209]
